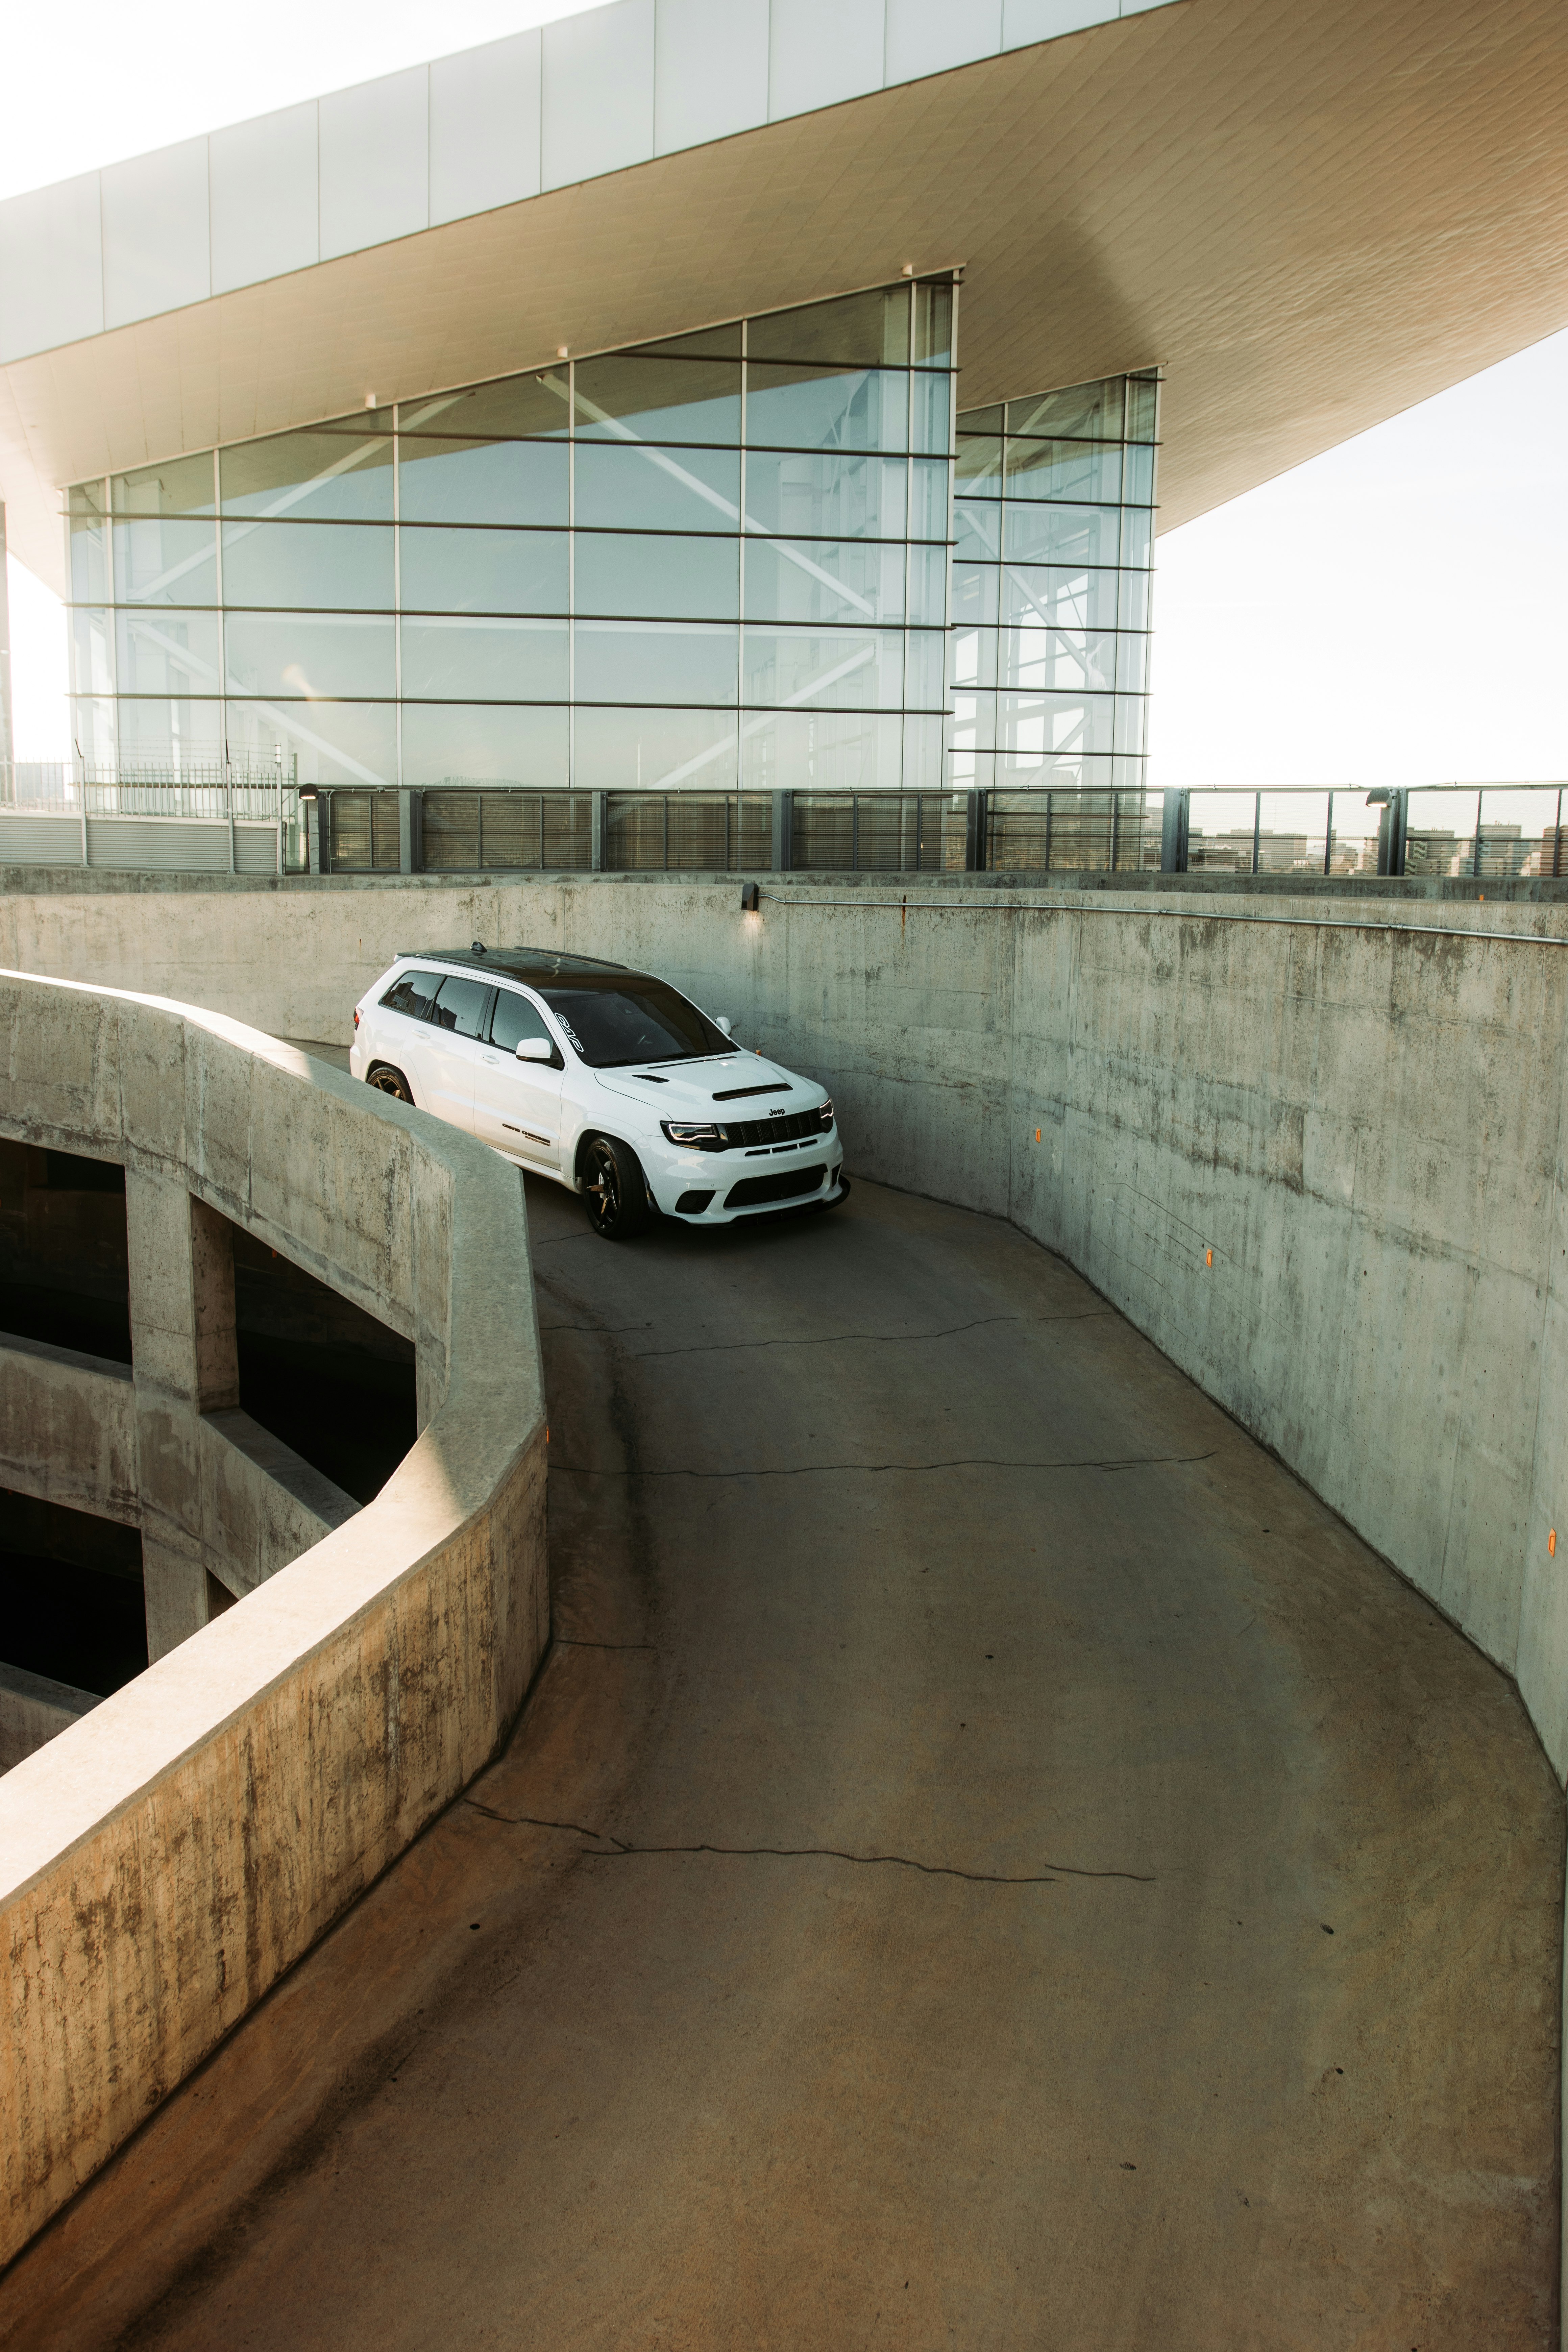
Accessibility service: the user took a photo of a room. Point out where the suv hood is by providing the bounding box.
[594,1053,817,1121]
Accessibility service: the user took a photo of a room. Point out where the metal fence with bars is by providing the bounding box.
[6,770,1568,883]
[1,759,310,873]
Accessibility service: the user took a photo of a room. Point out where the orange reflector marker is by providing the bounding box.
[1551,1528,1557,1557]
[1205,1248,1213,1268]
[1035,1127,1042,1143]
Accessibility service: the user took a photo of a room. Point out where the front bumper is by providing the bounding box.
[641,1127,843,1223]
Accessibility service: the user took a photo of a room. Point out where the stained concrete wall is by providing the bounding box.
[3,868,1561,1771]
[0,1334,137,1523]
[0,1665,97,1774]
[0,972,548,2266]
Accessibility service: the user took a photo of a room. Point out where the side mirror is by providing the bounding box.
[715,1016,733,1036]
[515,1037,554,1062]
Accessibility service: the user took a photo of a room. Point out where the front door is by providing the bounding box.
[474,986,564,1167]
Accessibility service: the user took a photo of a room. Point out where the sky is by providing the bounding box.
[4,0,1565,797]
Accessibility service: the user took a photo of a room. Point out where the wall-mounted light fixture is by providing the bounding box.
[297,784,319,803]
[740,883,760,912]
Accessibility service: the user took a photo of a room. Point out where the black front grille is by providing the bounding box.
[721,1108,826,1149]
[724,1167,825,1209]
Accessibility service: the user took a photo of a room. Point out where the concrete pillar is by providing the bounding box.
[1161,789,1189,874]
[0,501,12,795]
[398,786,420,874]
[770,790,793,872]
[125,1178,239,1660]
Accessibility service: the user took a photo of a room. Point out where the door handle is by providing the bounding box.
[481,1053,499,1064]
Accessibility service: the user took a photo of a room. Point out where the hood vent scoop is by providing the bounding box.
[712,1082,792,1102]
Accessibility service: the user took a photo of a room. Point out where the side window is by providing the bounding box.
[430,975,492,1037]
[381,967,442,1020]
[489,988,555,1055]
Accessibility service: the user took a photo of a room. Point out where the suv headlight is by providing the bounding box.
[662,1120,722,1146]
[818,1098,835,1131]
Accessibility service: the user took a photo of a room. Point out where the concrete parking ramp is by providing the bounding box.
[1,1166,1558,2350]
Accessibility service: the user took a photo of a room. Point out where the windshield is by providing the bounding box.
[539,978,733,1068]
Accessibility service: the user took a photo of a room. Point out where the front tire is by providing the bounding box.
[582,1136,651,1241]
[367,1064,415,1104]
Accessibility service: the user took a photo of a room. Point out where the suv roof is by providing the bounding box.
[393,947,631,983]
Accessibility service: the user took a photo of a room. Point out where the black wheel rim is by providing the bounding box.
[370,1072,408,1101]
[586,1144,620,1229]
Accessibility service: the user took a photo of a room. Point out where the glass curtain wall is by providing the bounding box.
[64,279,955,804]
[950,371,1158,866]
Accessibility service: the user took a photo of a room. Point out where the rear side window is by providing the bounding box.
[489,988,554,1054]
[381,967,442,1020]
[430,975,492,1037]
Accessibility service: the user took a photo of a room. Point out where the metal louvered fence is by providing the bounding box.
[6,770,1568,883]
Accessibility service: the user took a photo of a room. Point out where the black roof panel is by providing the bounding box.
[394,947,632,982]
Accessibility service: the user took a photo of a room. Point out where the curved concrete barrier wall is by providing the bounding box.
[4,872,1561,1771]
[0,971,548,2266]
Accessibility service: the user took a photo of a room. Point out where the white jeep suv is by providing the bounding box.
[349,945,847,1240]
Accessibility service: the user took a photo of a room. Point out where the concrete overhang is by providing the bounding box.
[1,0,1565,593]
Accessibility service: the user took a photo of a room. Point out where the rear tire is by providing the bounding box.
[367,1065,415,1104]
[582,1136,651,1241]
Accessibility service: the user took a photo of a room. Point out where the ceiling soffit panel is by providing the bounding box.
[2,0,1566,590]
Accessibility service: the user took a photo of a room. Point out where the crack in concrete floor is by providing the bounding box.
[551,1448,1220,1481]
[460,1802,1156,1885]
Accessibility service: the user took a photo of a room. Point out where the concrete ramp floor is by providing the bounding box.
[3,1176,1560,2349]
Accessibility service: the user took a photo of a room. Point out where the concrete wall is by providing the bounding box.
[0,1335,137,1525]
[0,971,548,2265]
[0,1665,97,1775]
[3,868,1561,1767]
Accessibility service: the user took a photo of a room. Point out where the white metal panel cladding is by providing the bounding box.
[768,0,887,118]
[542,1,657,191]
[100,141,212,333]
[886,0,1006,82]
[318,69,431,264]
[210,106,321,297]
[1002,0,1122,38]
[0,0,1182,359]
[654,0,771,154]
[431,33,544,226]
[0,177,103,365]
